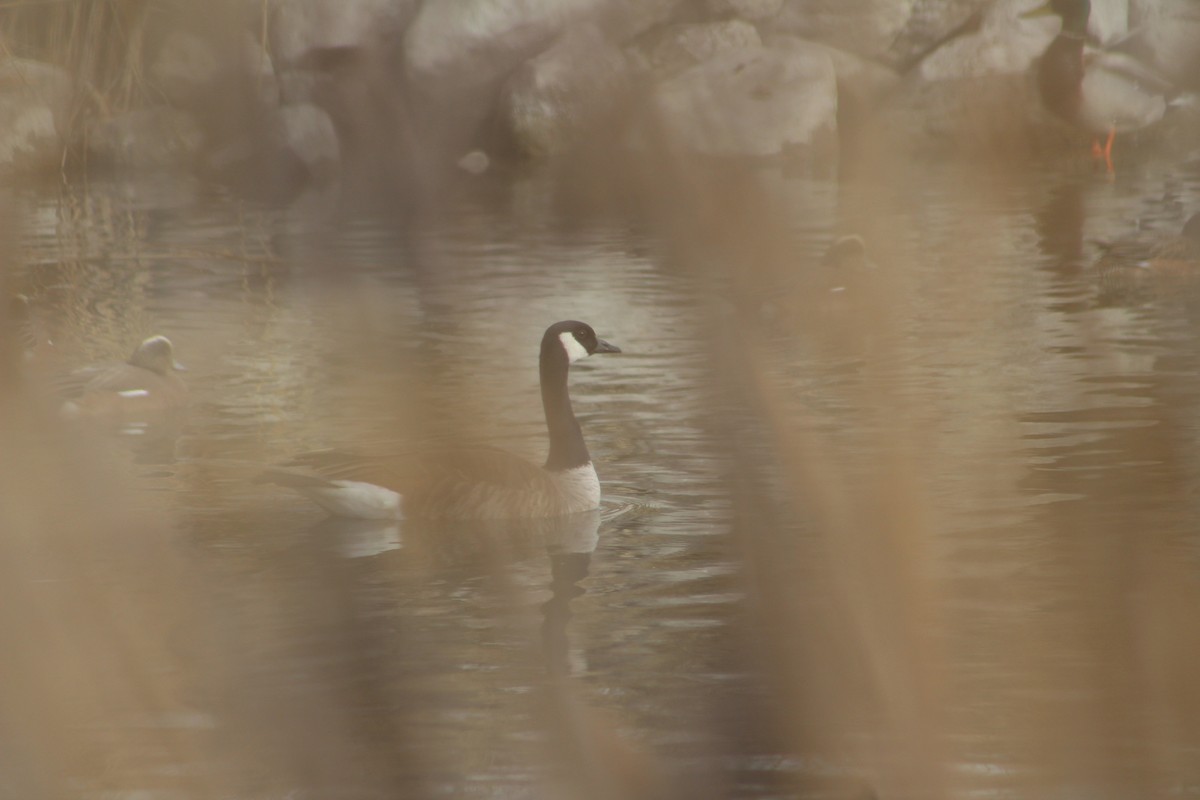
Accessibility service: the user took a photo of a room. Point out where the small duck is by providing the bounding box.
[1093,212,1200,272]
[1023,0,1174,173]
[755,234,877,326]
[61,335,188,419]
[821,234,876,290]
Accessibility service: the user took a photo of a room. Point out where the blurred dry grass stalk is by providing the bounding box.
[0,0,155,122]
[589,107,1200,797]
[3,29,1200,800]
[613,135,953,798]
[1,206,197,795]
[0,0,263,151]
[1,193,212,795]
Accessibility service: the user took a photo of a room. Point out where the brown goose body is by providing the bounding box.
[266,321,620,521]
[273,445,600,520]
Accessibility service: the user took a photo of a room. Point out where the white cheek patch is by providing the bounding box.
[559,331,590,363]
[118,389,150,399]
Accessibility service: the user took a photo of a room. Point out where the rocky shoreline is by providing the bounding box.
[0,0,1196,199]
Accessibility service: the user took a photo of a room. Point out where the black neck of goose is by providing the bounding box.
[540,342,590,472]
[1057,1,1090,36]
[1039,33,1085,118]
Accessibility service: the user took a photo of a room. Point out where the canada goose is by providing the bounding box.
[1023,0,1173,172]
[60,335,188,418]
[264,320,621,520]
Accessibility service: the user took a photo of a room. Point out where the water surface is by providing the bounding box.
[9,152,1200,798]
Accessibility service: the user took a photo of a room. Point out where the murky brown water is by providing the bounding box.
[6,150,1200,798]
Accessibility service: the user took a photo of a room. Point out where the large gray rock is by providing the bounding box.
[1129,0,1200,90]
[0,58,71,173]
[268,0,417,66]
[793,38,899,128]
[502,25,631,156]
[87,107,206,169]
[403,0,607,154]
[874,72,1044,156]
[150,27,280,111]
[1087,0,1134,44]
[707,0,785,23]
[872,0,1061,158]
[149,31,223,108]
[595,0,689,43]
[651,39,838,159]
[278,102,340,184]
[860,0,1060,74]
[912,0,1055,80]
[650,19,763,75]
[771,0,917,63]
[884,0,990,71]
[404,0,604,94]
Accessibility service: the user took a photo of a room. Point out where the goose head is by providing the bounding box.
[543,320,621,365]
[128,335,186,376]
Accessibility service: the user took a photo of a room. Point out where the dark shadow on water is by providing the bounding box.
[1035,179,1087,271]
[537,511,600,678]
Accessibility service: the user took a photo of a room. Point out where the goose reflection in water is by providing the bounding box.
[538,510,600,678]
[323,506,599,567]
[318,507,600,677]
